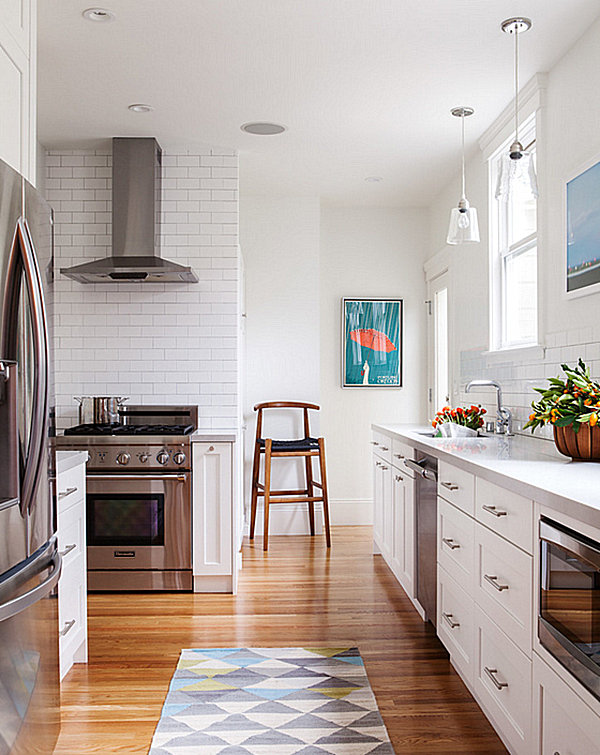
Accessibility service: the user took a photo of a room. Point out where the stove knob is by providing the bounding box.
[157,451,169,466]
[139,453,149,463]
[173,452,186,466]
[116,452,131,466]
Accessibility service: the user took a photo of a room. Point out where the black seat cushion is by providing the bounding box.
[258,437,319,452]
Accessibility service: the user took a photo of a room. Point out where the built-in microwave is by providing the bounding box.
[539,517,600,701]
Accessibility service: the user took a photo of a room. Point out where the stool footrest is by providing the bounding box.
[256,488,309,496]
[268,496,324,504]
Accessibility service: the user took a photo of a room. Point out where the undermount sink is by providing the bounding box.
[417,431,436,437]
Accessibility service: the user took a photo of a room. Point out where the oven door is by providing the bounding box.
[86,473,191,571]
[539,518,600,700]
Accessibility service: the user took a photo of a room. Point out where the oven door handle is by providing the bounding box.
[89,474,189,481]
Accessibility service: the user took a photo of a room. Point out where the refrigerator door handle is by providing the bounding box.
[0,540,62,623]
[1,219,49,517]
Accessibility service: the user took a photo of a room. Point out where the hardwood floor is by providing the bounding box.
[55,526,506,753]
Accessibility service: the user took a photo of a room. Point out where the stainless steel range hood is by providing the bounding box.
[61,138,198,284]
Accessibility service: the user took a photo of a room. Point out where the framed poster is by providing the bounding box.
[342,298,403,387]
[566,155,600,297]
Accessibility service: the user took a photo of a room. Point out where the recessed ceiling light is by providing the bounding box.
[82,7,115,22]
[128,103,153,113]
[365,176,383,183]
[240,122,286,135]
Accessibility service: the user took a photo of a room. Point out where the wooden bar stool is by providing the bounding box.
[249,401,331,551]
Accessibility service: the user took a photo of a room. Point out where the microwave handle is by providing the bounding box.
[540,519,600,571]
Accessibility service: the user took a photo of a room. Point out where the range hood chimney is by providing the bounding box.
[61,138,198,284]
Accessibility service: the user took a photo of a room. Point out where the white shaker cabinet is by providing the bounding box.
[192,442,234,591]
[0,0,36,180]
[56,452,88,682]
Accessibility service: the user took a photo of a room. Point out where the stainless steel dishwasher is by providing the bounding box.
[405,454,438,626]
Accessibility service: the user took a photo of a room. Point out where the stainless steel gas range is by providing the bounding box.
[56,405,196,591]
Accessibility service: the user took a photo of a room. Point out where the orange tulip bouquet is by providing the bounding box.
[432,405,487,438]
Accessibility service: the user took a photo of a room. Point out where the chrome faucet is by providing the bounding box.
[465,379,512,435]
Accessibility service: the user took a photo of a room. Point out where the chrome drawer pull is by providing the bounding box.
[381,446,389,451]
[58,487,77,500]
[482,504,507,518]
[484,574,509,591]
[395,474,404,482]
[371,441,379,446]
[394,453,404,459]
[441,481,459,491]
[380,465,389,470]
[60,619,76,637]
[442,612,460,629]
[59,543,77,558]
[484,666,508,690]
[442,537,460,550]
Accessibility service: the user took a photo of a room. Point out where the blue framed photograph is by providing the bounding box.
[342,298,403,387]
[566,157,600,296]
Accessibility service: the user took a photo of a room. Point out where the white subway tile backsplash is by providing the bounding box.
[48,146,240,431]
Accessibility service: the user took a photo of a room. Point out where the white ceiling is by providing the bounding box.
[38,1,600,207]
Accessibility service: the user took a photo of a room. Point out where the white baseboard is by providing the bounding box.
[244,499,373,535]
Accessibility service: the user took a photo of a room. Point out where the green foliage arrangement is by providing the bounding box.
[524,359,600,434]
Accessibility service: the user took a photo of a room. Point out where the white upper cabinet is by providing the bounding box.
[0,0,35,180]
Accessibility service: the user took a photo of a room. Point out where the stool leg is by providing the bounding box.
[249,443,261,540]
[305,454,315,536]
[318,438,331,548]
[263,439,272,551]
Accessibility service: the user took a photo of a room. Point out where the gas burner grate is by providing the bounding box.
[63,423,195,436]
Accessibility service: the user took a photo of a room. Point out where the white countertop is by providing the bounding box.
[372,423,600,528]
[55,449,89,474]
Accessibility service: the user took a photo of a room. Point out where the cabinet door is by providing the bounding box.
[381,462,393,562]
[392,471,415,597]
[373,456,384,553]
[0,7,33,180]
[533,653,600,755]
[192,443,232,576]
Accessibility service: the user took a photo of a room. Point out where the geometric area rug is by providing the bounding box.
[149,647,395,754]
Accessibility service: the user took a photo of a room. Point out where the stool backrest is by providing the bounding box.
[253,401,320,442]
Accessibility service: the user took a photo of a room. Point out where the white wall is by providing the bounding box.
[426,15,600,439]
[240,196,321,534]
[241,199,428,532]
[320,207,428,521]
[47,145,240,431]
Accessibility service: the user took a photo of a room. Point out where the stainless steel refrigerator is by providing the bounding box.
[0,157,61,753]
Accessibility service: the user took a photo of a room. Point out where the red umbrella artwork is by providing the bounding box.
[349,328,397,385]
[349,328,397,353]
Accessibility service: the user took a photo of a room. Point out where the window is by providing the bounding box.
[489,116,538,350]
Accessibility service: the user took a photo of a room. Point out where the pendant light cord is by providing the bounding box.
[514,25,519,144]
[461,112,466,200]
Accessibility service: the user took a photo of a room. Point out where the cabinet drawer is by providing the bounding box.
[57,501,85,567]
[438,497,475,589]
[371,432,392,463]
[57,464,85,514]
[474,606,532,754]
[476,478,533,554]
[438,565,474,686]
[391,439,414,473]
[533,653,600,755]
[475,523,532,655]
[438,461,475,516]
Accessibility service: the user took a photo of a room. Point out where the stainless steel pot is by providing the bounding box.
[74,396,128,425]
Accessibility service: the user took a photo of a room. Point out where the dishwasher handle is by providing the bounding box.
[404,458,437,482]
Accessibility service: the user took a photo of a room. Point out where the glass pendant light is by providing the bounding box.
[447,106,480,245]
[495,17,538,201]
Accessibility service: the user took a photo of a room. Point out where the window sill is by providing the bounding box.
[483,344,545,362]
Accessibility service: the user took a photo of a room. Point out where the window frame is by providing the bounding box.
[489,114,539,352]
